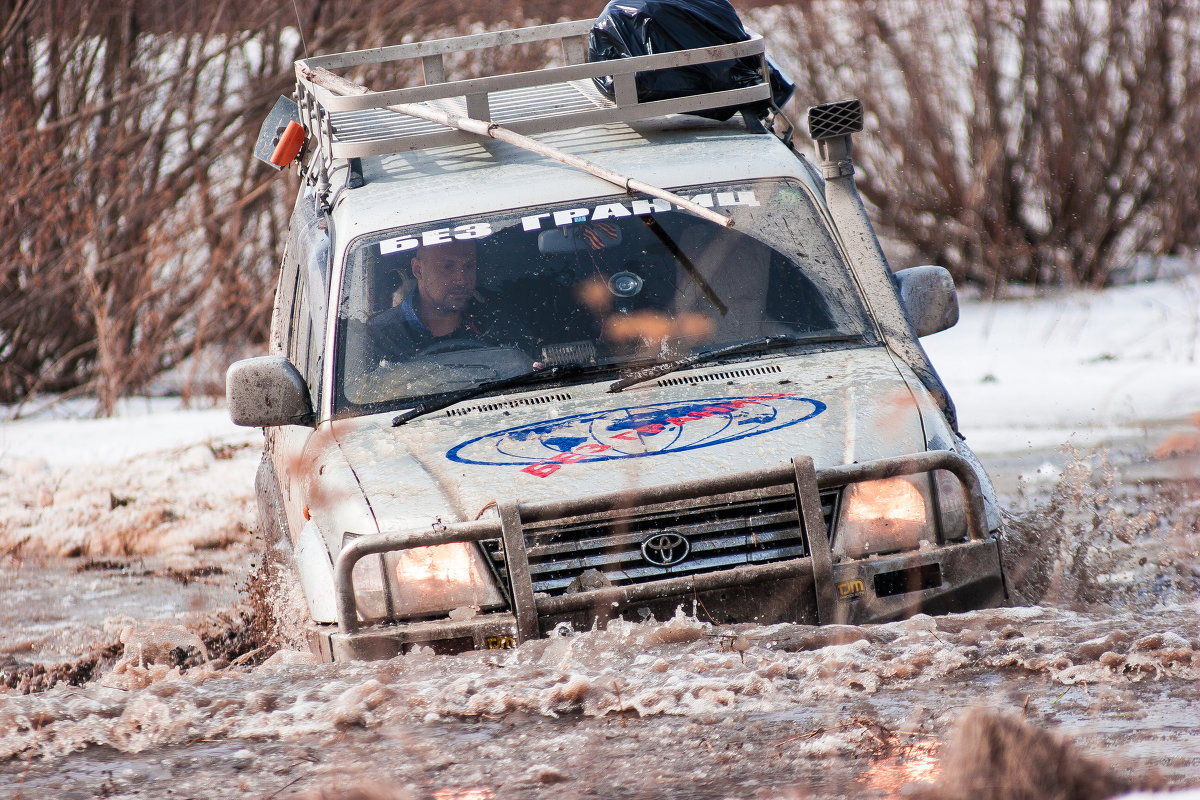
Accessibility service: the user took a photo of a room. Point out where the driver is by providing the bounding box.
[368,239,512,361]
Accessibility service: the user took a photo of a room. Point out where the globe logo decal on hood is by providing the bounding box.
[445,393,826,478]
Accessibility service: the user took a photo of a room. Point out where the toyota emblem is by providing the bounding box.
[641,532,691,567]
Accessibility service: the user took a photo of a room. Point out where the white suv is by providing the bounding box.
[228,20,1007,661]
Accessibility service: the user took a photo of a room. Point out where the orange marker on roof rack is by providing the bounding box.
[270,120,305,167]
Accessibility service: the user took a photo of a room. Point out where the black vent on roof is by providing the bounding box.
[654,364,782,388]
[445,393,572,417]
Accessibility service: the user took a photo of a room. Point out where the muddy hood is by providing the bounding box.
[331,347,934,532]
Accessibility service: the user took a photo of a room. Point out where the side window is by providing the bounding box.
[289,277,312,378]
[272,245,300,357]
[290,194,330,408]
[279,191,331,408]
[306,287,323,391]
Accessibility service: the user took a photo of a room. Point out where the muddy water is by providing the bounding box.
[0,555,247,666]
[1,441,1198,799]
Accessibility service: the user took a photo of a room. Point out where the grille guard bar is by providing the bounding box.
[333,450,989,639]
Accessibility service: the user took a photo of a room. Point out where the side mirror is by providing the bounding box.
[895,265,959,337]
[226,355,315,428]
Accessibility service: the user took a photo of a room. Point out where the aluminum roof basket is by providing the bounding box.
[294,19,772,170]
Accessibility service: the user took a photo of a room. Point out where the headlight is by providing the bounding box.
[342,534,508,621]
[933,469,969,542]
[385,542,507,618]
[342,533,391,621]
[833,476,933,559]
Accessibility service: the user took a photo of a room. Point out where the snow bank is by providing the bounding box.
[0,399,259,557]
[0,398,258,468]
[924,275,1200,455]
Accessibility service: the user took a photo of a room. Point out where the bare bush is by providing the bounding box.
[0,1,303,412]
[763,0,1200,290]
[0,0,555,413]
[907,707,1151,800]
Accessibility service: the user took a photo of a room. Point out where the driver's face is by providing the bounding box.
[411,241,477,313]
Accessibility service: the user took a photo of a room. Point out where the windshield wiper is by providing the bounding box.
[641,214,727,316]
[392,363,609,427]
[607,332,856,393]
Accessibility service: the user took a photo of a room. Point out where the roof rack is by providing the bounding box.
[294,19,771,166]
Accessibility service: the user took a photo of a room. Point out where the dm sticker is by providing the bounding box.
[445,393,826,478]
[837,579,865,598]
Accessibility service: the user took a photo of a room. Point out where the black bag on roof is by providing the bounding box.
[587,0,794,121]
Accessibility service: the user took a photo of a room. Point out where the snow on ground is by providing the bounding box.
[923,275,1200,456]
[0,397,259,468]
[0,398,261,558]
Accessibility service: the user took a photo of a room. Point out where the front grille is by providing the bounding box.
[481,486,839,597]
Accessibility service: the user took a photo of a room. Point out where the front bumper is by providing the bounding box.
[317,450,1008,662]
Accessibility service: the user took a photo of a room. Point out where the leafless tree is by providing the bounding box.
[0,0,553,413]
[0,0,304,412]
[763,0,1200,290]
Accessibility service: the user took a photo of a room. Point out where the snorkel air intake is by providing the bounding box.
[805,98,883,286]
[806,98,959,433]
[808,98,864,179]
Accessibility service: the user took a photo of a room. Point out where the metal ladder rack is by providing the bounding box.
[294,19,772,168]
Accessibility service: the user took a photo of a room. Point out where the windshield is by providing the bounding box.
[334,178,875,417]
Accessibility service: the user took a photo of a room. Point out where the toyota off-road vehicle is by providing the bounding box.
[228,14,1007,661]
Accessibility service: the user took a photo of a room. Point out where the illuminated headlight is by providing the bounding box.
[384,543,507,618]
[833,476,933,559]
[341,533,508,622]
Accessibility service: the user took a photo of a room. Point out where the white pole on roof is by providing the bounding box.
[299,65,735,229]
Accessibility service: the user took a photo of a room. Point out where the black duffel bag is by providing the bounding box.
[588,0,794,121]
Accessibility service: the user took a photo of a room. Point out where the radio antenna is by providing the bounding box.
[290,0,308,59]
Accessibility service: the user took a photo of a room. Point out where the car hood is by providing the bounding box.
[330,346,931,533]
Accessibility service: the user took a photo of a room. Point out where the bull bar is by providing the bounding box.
[332,450,996,655]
